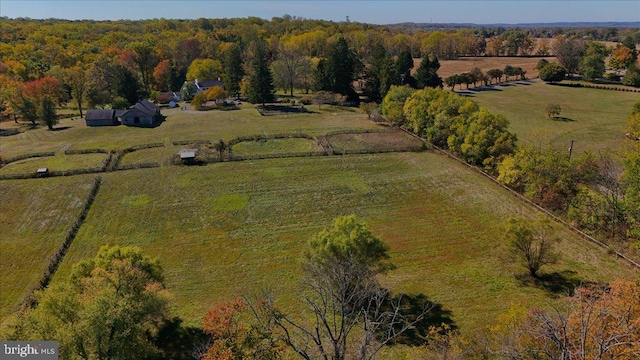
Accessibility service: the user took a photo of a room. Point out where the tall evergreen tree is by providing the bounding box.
[396,48,416,87]
[321,37,360,103]
[363,44,397,102]
[415,55,443,89]
[247,41,275,105]
[312,58,332,92]
[222,43,245,99]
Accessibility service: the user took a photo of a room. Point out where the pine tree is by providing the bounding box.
[222,43,245,99]
[363,44,397,102]
[415,55,443,89]
[396,48,416,87]
[247,41,275,105]
[327,37,360,102]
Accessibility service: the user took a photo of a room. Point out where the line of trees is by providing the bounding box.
[2,17,639,124]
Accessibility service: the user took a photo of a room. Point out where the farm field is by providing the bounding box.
[471,81,640,155]
[1,92,638,340]
[37,151,636,333]
[0,153,107,175]
[0,175,96,319]
[426,56,556,79]
[0,105,377,158]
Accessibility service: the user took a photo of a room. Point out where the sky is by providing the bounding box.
[1,0,639,25]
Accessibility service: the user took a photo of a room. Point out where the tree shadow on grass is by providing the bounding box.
[516,270,592,297]
[383,293,456,346]
[154,317,207,360]
[552,116,575,122]
[0,128,20,136]
[52,126,73,131]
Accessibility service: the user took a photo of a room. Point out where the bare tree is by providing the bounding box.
[246,215,434,360]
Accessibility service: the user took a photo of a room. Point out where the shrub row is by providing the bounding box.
[115,162,160,170]
[325,129,391,136]
[3,152,55,165]
[228,133,313,146]
[333,147,424,155]
[126,142,165,151]
[22,176,103,309]
[64,148,109,155]
[172,140,211,145]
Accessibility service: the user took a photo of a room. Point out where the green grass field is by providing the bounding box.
[0,105,377,158]
[472,81,639,155]
[45,153,636,332]
[0,175,96,319]
[231,138,319,155]
[0,153,107,175]
[1,97,637,340]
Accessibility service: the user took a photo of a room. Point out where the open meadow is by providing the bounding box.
[1,104,637,337]
[471,81,639,155]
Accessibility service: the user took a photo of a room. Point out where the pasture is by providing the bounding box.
[471,81,639,155]
[0,96,637,338]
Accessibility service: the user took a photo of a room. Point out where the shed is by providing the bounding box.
[36,168,49,177]
[178,148,198,164]
[85,109,119,126]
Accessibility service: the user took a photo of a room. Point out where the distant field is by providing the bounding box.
[0,175,95,319]
[418,56,556,79]
[472,81,639,155]
[0,106,376,159]
[231,138,320,155]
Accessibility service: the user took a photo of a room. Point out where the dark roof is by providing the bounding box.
[198,80,224,88]
[125,99,159,117]
[115,109,127,117]
[85,109,115,121]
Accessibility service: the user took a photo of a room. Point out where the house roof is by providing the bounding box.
[197,80,224,89]
[85,109,115,121]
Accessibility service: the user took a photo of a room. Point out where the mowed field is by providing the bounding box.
[472,80,640,154]
[0,175,96,319]
[1,104,637,335]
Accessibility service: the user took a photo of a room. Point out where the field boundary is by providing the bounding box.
[21,176,103,310]
[1,152,55,166]
[421,138,640,269]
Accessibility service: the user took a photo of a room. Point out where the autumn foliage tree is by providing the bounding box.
[493,280,640,359]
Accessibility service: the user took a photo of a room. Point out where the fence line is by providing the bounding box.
[22,176,103,309]
[3,152,55,165]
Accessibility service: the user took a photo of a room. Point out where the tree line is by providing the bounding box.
[2,17,639,126]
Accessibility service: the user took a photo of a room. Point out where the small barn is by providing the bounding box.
[85,109,120,126]
[120,100,161,126]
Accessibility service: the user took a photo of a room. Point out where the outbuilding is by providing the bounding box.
[85,109,120,126]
